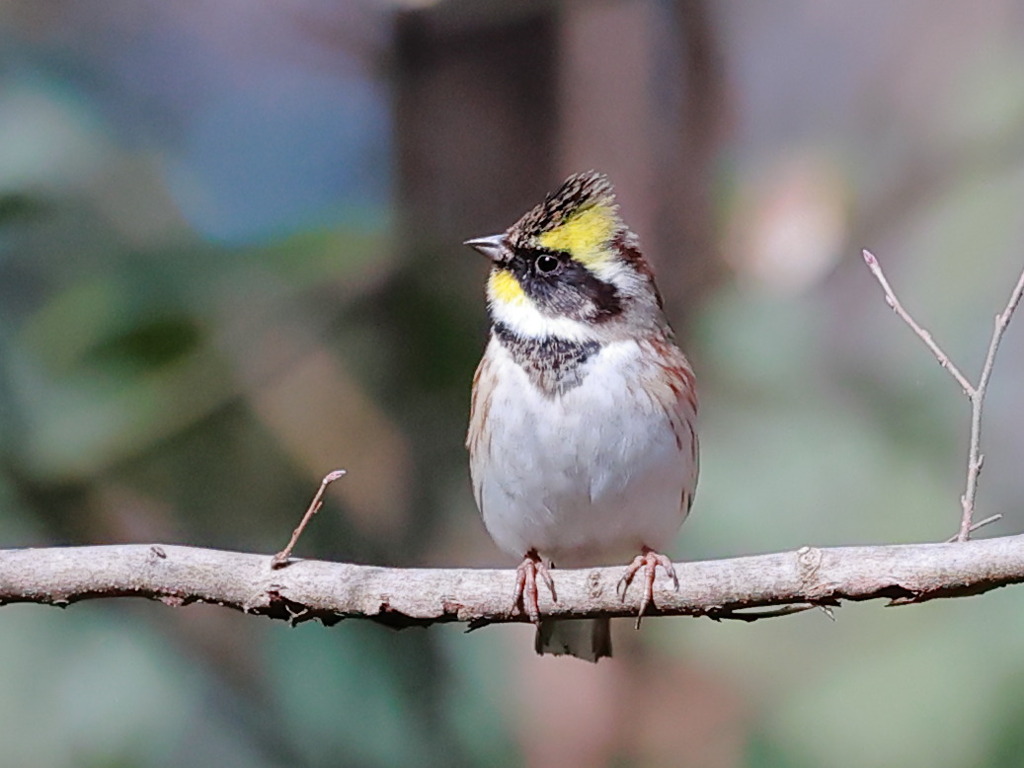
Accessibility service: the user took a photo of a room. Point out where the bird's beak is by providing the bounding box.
[463,234,507,262]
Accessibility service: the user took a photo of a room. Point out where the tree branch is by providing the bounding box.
[3,538,1024,628]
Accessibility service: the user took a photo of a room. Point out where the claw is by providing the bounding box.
[618,547,679,628]
[512,549,556,624]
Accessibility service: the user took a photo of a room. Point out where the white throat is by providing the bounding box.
[488,295,600,342]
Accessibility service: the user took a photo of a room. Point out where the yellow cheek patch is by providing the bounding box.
[537,204,618,268]
[488,268,527,306]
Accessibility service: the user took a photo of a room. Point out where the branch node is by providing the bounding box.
[946,513,1003,543]
[796,545,824,587]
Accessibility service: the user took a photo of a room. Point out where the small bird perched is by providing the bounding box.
[465,171,699,661]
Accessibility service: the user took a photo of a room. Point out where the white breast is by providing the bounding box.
[470,337,694,567]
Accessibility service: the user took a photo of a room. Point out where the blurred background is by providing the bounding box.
[3,1,1024,766]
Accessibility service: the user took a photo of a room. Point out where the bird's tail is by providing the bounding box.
[535,618,612,662]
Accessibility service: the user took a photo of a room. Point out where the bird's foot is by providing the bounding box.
[513,549,556,624]
[617,546,679,628]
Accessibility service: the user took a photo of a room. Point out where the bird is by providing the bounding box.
[464,170,699,662]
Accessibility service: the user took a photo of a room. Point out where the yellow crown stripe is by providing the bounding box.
[488,268,527,306]
[537,204,618,268]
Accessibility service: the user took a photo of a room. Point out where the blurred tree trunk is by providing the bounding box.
[395,0,728,326]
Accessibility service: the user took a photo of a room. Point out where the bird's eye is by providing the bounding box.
[535,254,561,274]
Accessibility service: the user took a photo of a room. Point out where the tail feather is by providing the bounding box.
[535,618,612,662]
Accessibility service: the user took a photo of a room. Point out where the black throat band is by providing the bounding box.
[493,322,602,397]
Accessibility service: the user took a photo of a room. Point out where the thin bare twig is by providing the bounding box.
[863,250,1024,541]
[271,469,346,568]
[861,250,974,396]
[958,268,1024,540]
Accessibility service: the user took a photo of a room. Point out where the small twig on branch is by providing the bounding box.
[863,250,1024,541]
[708,603,820,622]
[4,538,1024,628]
[271,469,346,569]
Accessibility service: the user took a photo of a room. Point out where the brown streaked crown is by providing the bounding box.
[507,171,621,248]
